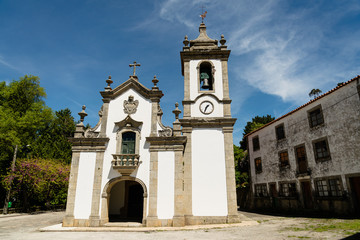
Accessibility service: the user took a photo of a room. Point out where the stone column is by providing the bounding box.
[173,147,185,226]
[89,151,105,226]
[182,127,193,223]
[62,151,80,227]
[150,99,159,137]
[146,149,160,226]
[223,126,240,223]
[183,61,191,118]
[100,99,110,137]
[221,60,232,118]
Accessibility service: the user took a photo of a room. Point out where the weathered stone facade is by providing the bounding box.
[63,23,239,227]
[247,76,360,215]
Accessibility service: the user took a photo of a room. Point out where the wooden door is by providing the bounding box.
[350,177,360,214]
[301,181,313,209]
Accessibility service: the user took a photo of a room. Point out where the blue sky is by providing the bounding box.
[0,0,359,145]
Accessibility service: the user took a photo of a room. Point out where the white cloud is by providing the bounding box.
[0,55,21,72]
[158,0,360,105]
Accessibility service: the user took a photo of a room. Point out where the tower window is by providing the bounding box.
[199,62,213,91]
[121,132,136,154]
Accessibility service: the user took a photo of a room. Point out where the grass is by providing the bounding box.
[284,219,360,236]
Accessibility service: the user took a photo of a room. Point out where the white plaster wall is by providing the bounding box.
[189,60,223,101]
[191,95,224,118]
[192,128,228,216]
[157,151,175,219]
[100,88,152,216]
[74,152,96,219]
[248,81,360,191]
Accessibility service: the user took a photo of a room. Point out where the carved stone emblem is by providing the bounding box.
[123,95,139,115]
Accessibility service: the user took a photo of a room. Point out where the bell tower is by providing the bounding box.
[179,23,240,224]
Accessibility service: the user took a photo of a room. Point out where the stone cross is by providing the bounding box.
[129,61,141,76]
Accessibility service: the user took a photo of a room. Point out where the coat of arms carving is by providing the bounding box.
[123,95,139,115]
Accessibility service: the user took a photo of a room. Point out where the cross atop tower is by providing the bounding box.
[129,61,141,76]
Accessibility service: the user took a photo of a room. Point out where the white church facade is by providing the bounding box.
[62,23,240,227]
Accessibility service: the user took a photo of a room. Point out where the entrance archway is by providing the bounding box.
[108,180,144,222]
[102,176,147,224]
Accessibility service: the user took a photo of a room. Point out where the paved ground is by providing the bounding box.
[0,210,358,240]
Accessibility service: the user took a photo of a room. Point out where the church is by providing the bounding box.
[62,22,240,227]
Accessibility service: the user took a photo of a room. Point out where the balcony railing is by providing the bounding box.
[111,154,141,176]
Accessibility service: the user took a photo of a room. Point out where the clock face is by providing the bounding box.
[199,101,214,115]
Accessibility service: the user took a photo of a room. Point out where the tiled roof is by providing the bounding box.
[244,75,360,138]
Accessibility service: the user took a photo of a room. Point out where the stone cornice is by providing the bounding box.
[146,136,187,151]
[100,77,163,100]
[69,137,109,150]
[179,117,236,128]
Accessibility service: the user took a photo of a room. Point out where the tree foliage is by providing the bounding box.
[309,88,322,99]
[30,109,75,164]
[0,75,76,210]
[0,75,53,172]
[1,158,70,210]
[234,145,249,188]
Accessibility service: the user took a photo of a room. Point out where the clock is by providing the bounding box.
[199,101,214,115]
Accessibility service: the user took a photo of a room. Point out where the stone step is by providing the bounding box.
[104,222,143,227]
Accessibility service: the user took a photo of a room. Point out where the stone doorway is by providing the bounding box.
[108,180,144,223]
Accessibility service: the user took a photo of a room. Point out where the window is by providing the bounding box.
[329,179,342,197]
[279,182,297,197]
[308,106,324,128]
[121,132,136,154]
[279,151,289,168]
[315,178,342,197]
[255,184,268,197]
[316,180,328,197]
[255,157,262,173]
[295,145,308,174]
[252,136,260,151]
[313,139,331,161]
[199,62,214,91]
[275,124,285,140]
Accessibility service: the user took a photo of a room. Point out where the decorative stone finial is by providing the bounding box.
[220,34,226,46]
[105,75,113,91]
[183,35,189,47]
[152,75,159,90]
[78,105,88,125]
[172,102,181,120]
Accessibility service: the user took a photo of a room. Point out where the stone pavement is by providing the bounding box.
[0,210,355,239]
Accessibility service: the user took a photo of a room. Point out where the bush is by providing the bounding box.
[1,158,70,211]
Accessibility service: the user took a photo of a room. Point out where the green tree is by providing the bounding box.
[1,158,70,210]
[0,75,52,173]
[30,108,75,164]
[234,145,248,188]
[309,88,322,99]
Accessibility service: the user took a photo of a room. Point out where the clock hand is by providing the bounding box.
[204,105,209,112]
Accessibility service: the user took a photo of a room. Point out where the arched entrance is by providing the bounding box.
[108,179,145,223]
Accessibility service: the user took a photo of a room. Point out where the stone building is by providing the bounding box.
[246,76,360,215]
[62,23,240,227]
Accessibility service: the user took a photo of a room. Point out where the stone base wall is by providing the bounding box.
[250,196,353,216]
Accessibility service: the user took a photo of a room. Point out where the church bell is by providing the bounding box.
[202,78,210,89]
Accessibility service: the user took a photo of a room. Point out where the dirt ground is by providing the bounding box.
[0,210,358,240]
